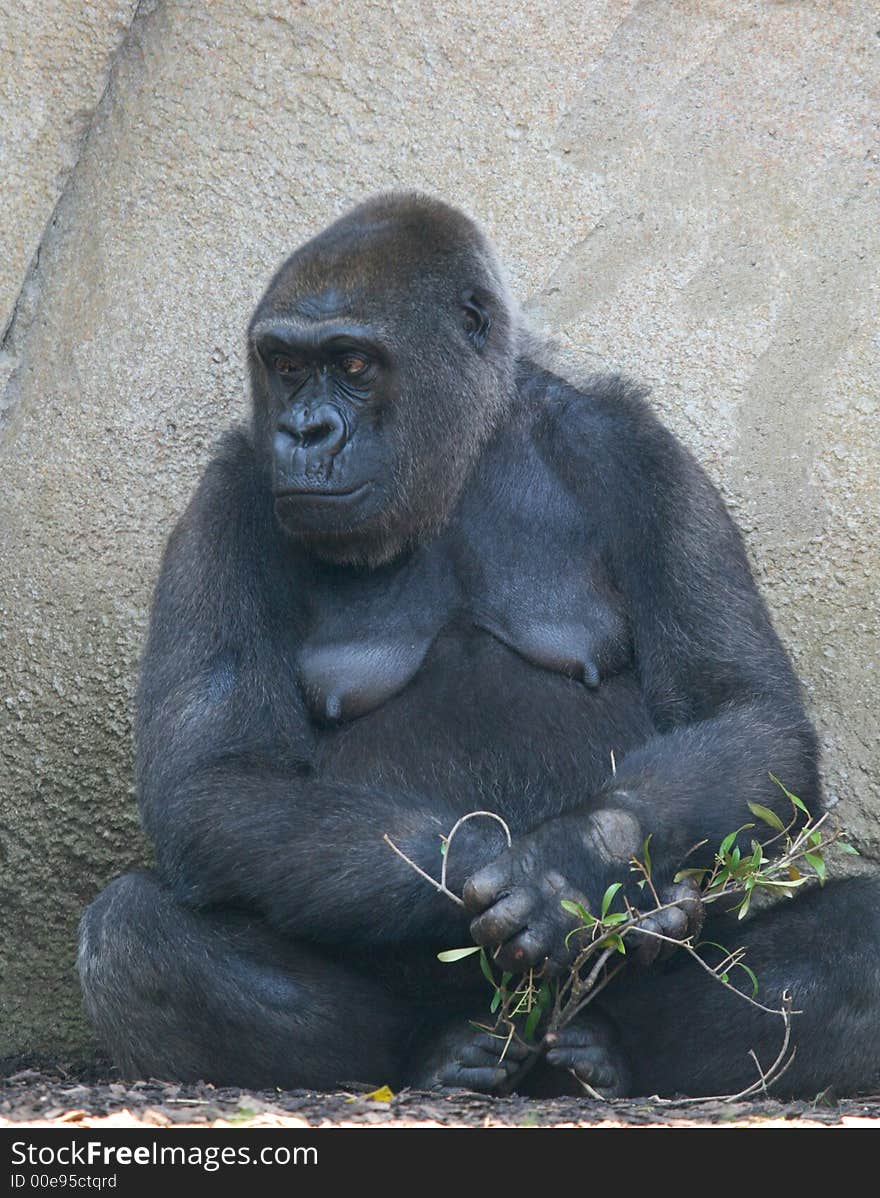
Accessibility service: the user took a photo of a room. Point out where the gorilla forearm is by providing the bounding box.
[593,697,820,886]
[143,764,506,946]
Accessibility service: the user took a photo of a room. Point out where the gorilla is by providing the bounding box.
[78,193,880,1098]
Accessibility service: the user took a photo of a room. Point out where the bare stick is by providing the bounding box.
[440,810,512,892]
[568,1069,609,1102]
[649,992,797,1106]
[632,924,794,1017]
[382,833,465,908]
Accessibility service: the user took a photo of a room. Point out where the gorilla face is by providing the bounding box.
[251,314,397,536]
[248,193,517,566]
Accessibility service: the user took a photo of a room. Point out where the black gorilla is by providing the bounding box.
[79,193,880,1097]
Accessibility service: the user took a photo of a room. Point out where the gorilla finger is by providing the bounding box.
[465,1033,531,1062]
[544,1025,603,1051]
[469,888,536,948]
[459,1046,521,1075]
[447,1066,511,1093]
[462,860,516,914]
[665,877,704,908]
[656,903,688,942]
[631,917,663,967]
[546,1050,617,1090]
[493,927,550,972]
[672,881,705,935]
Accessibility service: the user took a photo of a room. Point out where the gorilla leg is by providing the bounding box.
[78,871,409,1090]
[610,877,880,1098]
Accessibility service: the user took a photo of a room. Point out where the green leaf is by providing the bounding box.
[737,893,751,920]
[642,834,653,878]
[524,1004,543,1042]
[754,878,807,890]
[808,829,822,847]
[437,947,482,963]
[738,963,759,997]
[601,883,623,919]
[501,971,514,987]
[804,851,826,884]
[698,940,732,956]
[719,831,738,857]
[839,842,860,856]
[565,926,584,948]
[770,773,808,814]
[599,934,626,955]
[538,981,553,1011]
[747,802,785,832]
[479,948,496,984]
[560,899,594,924]
[603,912,629,927]
[439,839,448,857]
[490,989,502,1014]
[718,824,754,859]
[673,868,709,884]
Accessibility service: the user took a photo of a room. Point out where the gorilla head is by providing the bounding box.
[248,193,517,566]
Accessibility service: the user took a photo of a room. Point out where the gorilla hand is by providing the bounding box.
[462,823,594,974]
[462,814,703,973]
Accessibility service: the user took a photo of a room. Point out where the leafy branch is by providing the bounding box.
[385,776,857,1100]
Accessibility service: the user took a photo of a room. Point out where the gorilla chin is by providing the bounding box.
[274,481,396,563]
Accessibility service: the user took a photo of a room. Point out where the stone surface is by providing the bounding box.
[0,0,877,1057]
[0,0,139,387]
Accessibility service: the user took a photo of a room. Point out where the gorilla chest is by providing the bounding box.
[294,527,631,727]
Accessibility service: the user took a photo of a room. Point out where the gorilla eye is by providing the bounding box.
[273,353,306,375]
[339,354,368,376]
[461,293,491,349]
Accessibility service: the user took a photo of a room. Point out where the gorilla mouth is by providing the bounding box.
[274,483,372,502]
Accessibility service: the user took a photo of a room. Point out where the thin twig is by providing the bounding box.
[633,925,795,1017]
[566,960,626,1022]
[649,992,797,1105]
[382,833,465,908]
[569,1069,609,1102]
[440,810,512,892]
[575,946,616,1000]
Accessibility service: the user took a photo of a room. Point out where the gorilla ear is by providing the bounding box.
[461,291,492,351]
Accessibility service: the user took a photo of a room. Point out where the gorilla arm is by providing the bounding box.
[463,381,820,970]
[136,434,504,948]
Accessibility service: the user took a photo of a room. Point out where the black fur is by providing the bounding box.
[78,194,880,1097]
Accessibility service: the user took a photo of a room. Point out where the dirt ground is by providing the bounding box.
[2,1063,879,1129]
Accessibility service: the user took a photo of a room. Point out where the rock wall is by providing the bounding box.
[1,0,877,1057]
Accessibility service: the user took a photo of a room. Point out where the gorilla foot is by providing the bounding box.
[409,1019,531,1094]
[528,1013,630,1098]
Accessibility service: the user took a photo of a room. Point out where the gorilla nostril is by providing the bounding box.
[302,421,336,450]
[286,405,347,458]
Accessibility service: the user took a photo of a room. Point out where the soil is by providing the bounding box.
[2,1061,879,1128]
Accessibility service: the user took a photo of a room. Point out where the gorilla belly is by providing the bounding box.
[313,629,655,826]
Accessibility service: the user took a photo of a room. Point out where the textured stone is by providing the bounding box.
[0,0,139,383]
[0,0,877,1058]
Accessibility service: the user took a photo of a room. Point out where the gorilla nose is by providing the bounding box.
[279,404,347,458]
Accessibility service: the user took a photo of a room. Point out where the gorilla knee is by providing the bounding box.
[78,871,176,1077]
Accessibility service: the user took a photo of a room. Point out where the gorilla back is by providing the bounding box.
[79,193,880,1098]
